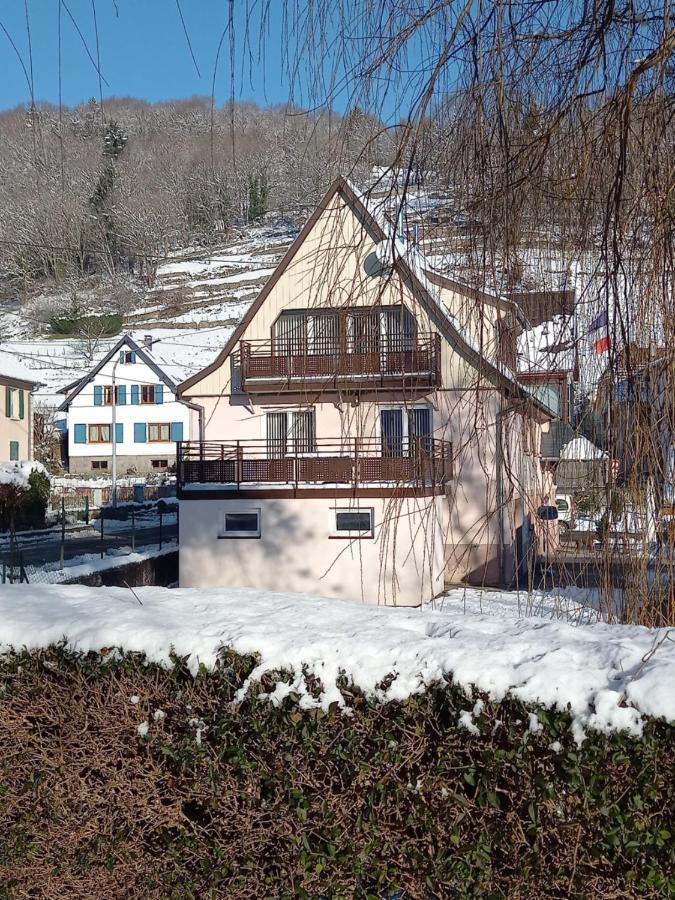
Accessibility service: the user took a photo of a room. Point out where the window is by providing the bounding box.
[380,406,432,457]
[102,385,124,405]
[9,441,19,461]
[151,458,169,469]
[92,460,108,470]
[332,507,374,538]
[148,423,171,442]
[266,409,316,457]
[88,424,111,443]
[141,385,157,404]
[5,386,14,419]
[219,509,261,539]
[120,350,136,364]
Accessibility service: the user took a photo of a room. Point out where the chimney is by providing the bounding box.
[143,334,153,350]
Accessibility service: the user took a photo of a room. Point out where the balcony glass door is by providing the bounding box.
[274,312,307,356]
[380,406,432,457]
[380,408,405,457]
[382,306,415,353]
[266,410,316,457]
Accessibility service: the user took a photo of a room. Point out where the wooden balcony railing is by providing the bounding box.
[177,437,453,488]
[239,332,441,392]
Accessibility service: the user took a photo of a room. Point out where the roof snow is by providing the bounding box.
[560,436,608,461]
[0,349,40,385]
[518,315,576,374]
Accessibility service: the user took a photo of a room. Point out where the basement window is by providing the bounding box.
[331,508,374,539]
[92,460,108,470]
[219,509,261,539]
[151,458,169,469]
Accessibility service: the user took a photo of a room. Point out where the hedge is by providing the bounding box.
[0,647,672,898]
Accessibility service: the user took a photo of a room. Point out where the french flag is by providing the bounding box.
[588,311,611,354]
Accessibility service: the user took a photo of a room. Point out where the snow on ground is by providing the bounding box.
[24,541,177,584]
[1,584,673,741]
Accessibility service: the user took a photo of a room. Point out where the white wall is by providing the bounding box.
[179,494,447,606]
[66,352,192,461]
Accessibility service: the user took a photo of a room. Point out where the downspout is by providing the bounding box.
[182,399,205,442]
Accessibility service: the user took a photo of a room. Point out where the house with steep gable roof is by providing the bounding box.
[59,334,201,476]
[176,177,555,605]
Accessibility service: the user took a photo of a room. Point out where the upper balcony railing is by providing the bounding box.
[177,437,453,490]
[238,332,441,392]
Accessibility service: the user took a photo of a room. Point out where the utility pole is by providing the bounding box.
[111,357,120,508]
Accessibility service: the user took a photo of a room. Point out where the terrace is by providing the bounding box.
[177,437,453,494]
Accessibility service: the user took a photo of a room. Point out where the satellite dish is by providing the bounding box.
[374,240,394,270]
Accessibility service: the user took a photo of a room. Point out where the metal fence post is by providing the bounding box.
[159,510,163,550]
[100,508,104,559]
[84,494,89,525]
[60,501,65,571]
[131,507,136,553]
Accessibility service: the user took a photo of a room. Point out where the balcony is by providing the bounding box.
[177,438,453,493]
[238,332,441,393]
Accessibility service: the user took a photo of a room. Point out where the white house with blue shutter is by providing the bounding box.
[58,334,200,476]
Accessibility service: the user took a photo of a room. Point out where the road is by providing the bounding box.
[1,521,178,568]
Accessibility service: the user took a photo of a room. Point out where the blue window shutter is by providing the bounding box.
[156,383,164,404]
[117,384,126,405]
[134,422,147,443]
[170,422,183,442]
[115,423,124,443]
[119,351,125,364]
[18,390,25,420]
[130,351,136,363]
[5,387,12,418]
[94,384,103,406]
[74,424,87,444]
[9,441,19,461]
[131,384,140,405]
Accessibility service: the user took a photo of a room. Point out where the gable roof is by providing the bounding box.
[57,334,181,412]
[177,176,555,421]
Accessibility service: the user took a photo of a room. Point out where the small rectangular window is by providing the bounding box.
[148,423,171,442]
[151,458,169,469]
[92,460,108,470]
[141,385,157,404]
[88,424,111,443]
[219,509,261,539]
[332,508,374,538]
[9,440,19,461]
[121,351,135,364]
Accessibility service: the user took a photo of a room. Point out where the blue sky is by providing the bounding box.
[0,0,344,113]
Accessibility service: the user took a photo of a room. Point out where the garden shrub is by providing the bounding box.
[0,647,672,898]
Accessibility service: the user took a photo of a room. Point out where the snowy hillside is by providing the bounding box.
[0,221,297,406]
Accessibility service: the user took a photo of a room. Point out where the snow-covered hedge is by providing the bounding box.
[0,645,672,897]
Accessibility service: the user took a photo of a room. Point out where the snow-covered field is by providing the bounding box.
[1,584,672,742]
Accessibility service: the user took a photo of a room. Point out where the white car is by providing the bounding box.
[555,494,575,531]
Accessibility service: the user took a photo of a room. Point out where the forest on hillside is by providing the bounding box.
[0,97,394,292]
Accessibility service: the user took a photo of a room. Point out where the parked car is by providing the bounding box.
[555,494,575,531]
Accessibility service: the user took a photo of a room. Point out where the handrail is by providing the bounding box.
[238,331,441,384]
[177,437,453,487]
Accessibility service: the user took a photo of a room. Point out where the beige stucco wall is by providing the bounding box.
[179,493,447,606]
[183,190,502,404]
[0,380,33,461]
